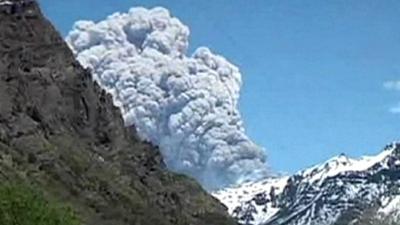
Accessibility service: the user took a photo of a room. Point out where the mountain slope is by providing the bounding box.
[214,143,400,225]
[0,1,235,225]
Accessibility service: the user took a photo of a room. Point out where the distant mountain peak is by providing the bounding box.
[213,143,400,225]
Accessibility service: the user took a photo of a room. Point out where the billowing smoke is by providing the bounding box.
[66,7,267,189]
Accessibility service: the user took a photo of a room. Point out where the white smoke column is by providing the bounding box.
[66,7,267,189]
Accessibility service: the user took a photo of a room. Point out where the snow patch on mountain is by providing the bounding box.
[213,143,400,225]
[300,149,393,185]
[213,177,289,225]
[380,196,400,217]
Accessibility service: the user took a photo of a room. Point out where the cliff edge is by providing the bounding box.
[0,1,235,225]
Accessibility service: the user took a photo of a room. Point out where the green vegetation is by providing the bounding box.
[0,183,81,225]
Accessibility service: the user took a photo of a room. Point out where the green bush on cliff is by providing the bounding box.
[0,183,81,225]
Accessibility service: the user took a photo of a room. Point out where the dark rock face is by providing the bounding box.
[0,1,236,225]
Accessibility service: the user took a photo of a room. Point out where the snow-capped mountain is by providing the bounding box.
[213,143,400,225]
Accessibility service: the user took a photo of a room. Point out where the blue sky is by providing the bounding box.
[39,0,400,173]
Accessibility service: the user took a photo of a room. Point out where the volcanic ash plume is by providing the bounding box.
[66,7,267,189]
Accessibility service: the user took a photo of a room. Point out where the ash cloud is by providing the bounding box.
[66,7,267,189]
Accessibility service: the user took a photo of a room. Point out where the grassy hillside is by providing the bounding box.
[0,183,81,225]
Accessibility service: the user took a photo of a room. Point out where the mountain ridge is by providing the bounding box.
[214,142,400,225]
[0,1,236,225]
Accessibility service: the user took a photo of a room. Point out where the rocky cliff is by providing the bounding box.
[0,1,236,225]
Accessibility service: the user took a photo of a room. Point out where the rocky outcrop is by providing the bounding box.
[0,1,236,225]
[214,143,400,225]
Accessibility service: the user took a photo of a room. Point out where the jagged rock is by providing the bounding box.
[0,1,236,225]
[214,143,400,225]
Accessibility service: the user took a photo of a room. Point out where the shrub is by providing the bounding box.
[0,183,81,225]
